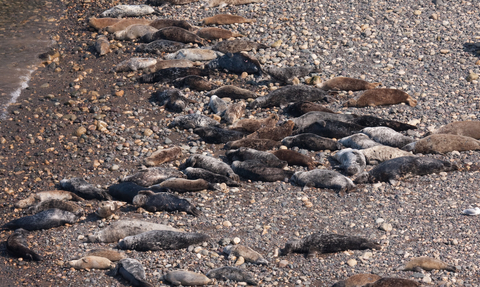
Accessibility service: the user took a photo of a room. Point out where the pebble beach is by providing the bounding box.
[1,0,480,286]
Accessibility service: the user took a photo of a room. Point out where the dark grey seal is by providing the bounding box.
[3,209,78,231]
[133,190,200,216]
[206,266,257,285]
[118,230,210,251]
[183,154,239,181]
[282,133,344,151]
[194,126,247,144]
[136,39,186,54]
[121,167,186,187]
[114,258,153,287]
[249,85,332,109]
[293,119,364,139]
[208,85,257,100]
[183,167,240,187]
[60,177,111,200]
[231,160,294,182]
[226,147,287,168]
[152,87,196,112]
[139,67,210,83]
[141,27,205,45]
[108,182,155,203]
[207,52,262,75]
[264,65,319,84]
[7,228,43,261]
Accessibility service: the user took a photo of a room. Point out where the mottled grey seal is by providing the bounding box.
[264,66,319,84]
[172,75,213,91]
[318,77,381,91]
[250,85,332,109]
[27,199,84,217]
[122,167,186,187]
[143,146,182,167]
[14,190,84,209]
[86,219,181,243]
[134,190,200,216]
[194,126,247,144]
[203,14,256,25]
[272,149,319,170]
[7,228,42,261]
[208,85,257,100]
[207,266,257,285]
[136,40,187,54]
[293,120,364,139]
[364,278,420,287]
[213,39,268,54]
[168,114,220,129]
[60,177,112,200]
[196,27,244,40]
[432,120,480,139]
[230,114,278,133]
[360,145,412,165]
[402,256,456,272]
[224,244,268,264]
[100,5,154,18]
[156,178,214,192]
[402,134,480,154]
[207,52,262,75]
[68,256,114,270]
[141,27,205,45]
[291,111,356,131]
[139,67,210,83]
[105,19,153,33]
[247,120,294,141]
[345,89,417,107]
[209,95,228,115]
[95,35,110,56]
[184,154,239,181]
[284,101,335,117]
[153,87,197,113]
[280,233,381,257]
[115,258,153,287]
[149,18,194,31]
[114,57,157,72]
[164,48,219,61]
[355,156,457,184]
[361,127,415,148]
[3,209,78,231]
[118,230,209,251]
[339,134,381,149]
[332,274,382,287]
[222,101,246,125]
[164,270,212,286]
[86,249,126,262]
[225,138,281,151]
[114,25,158,41]
[209,0,261,7]
[291,169,355,191]
[183,167,240,186]
[226,147,287,168]
[333,148,366,176]
[231,160,294,182]
[282,133,343,151]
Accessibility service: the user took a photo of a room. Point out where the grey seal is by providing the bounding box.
[264,65,319,84]
[231,160,294,182]
[136,40,186,54]
[402,134,480,154]
[118,230,209,251]
[213,39,267,54]
[360,145,413,165]
[226,147,287,168]
[271,149,319,170]
[183,154,239,181]
[27,199,84,217]
[225,138,281,151]
[282,133,343,151]
[7,228,43,261]
[338,134,381,149]
[292,119,364,139]
[183,167,240,186]
[121,167,186,187]
[141,27,205,45]
[224,244,268,264]
[194,126,247,144]
[333,148,366,176]
[164,270,212,286]
[168,114,220,130]
[291,169,355,191]
[114,258,153,287]
[60,177,112,200]
[139,67,210,83]
[208,85,257,100]
[332,274,381,287]
[3,209,78,231]
[133,190,200,216]
[207,52,262,75]
[361,127,415,148]
[143,146,183,167]
[363,278,420,287]
[250,85,332,109]
[318,77,381,91]
[100,5,154,18]
[432,120,480,139]
[207,266,257,285]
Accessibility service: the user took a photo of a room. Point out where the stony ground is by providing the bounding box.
[1,0,480,286]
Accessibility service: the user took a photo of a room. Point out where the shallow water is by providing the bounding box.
[0,0,60,118]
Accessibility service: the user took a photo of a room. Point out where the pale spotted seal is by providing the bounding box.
[114,25,158,41]
[230,114,279,133]
[203,14,256,25]
[402,256,456,272]
[133,190,200,216]
[164,48,219,61]
[136,40,187,54]
[143,146,182,167]
[290,169,355,191]
[27,199,84,217]
[183,167,240,186]
[361,127,415,148]
[156,178,214,192]
[225,138,281,151]
[282,133,343,151]
[118,230,209,251]
[246,120,294,141]
[164,270,212,286]
[184,154,239,181]
[332,274,382,287]
[7,229,42,261]
[168,113,220,129]
[226,147,287,168]
[271,149,319,170]
[86,249,126,262]
[364,278,420,287]
[280,233,381,257]
[224,244,268,264]
[3,209,78,231]
[284,101,335,117]
[250,85,332,109]
[207,52,262,75]
[139,67,210,83]
[318,77,381,91]
[207,266,257,285]
[95,35,110,56]
[264,66,319,84]
[115,258,153,287]
[293,120,364,139]
[208,85,257,99]
[360,145,412,165]
[122,167,186,186]
[100,5,155,18]
[213,39,268,54]
[231,160,294,182]
[194,126,247,144]
[14,190,84,209]
[338,134,381,149]
[68,256,114,270]
[141,27,205,45]
[345,89,417,107]
[432,120,480,139]
[60,177,112,200]
[402,134,480,154]
[114,57,157,72]
[105,19,153,33]
[209,0,261,7]
[197,27,244,40]
[333,148,366,176]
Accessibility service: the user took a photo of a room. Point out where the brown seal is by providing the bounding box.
[86,249,126,262]
[88,17,121,30]
[202,14,256,25]
[230,114,278,133]
[96,201,126,218]
[68,256,114,270]
[284,101,335,117]
[433,120,480,139]
[95,35,110,56]
[213,39,268,54]
[105,19,153,33]
[246,120,294,141]
[209,0,261,7]
[173,75,213,91]
[225,138,281,151]
[403,134,480,154]
[272,149,319,170]
[222,102,246,124]
[157,178,213,192]
[319,77,381,91]
[196,27,244,40]
[402,256,456,272]
[143,146,182,167]
[149,19,194,31]
[332,274,382,287]
[208,85,257,100]
[345,89,417,107]
[142,27,205,45]
[150,59,193,72]
[364,278,420,287]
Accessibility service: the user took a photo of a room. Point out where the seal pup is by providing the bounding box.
[184,154,239,181]
[249,85,332,109]
[332,274,381,287]
[284,101,335,117]
[339,134,381,149]
[95,35,110,56]
[115,258,153,287]
[100,5,155,18]
[105,19,153,33]
[60,177,112,200]
[355,156,457,184]
[183,167,240,186]
[144,146,182,167]
[264,66,319,84]
[7,228,42,261]
[209,95,228,115]
[231,160,294,182]
[209,0,262,7]
[114,25,158,41]
[194,126,247,144]
[139,67,210,83]
[133,190,200,216]
[226,147,287,168]
[136,40,187,54]
[208,85,257,100]
[118,230,209,251]
[196,27,244,40]
[293,120,364,139]
[27,199,84,217]
[462,207,480,215]
[225,138,281,151]
[207,266,257,285]
[173,75,213,91]
[3,209,78,231]
[272,149,319,170]
[122,167,186,186]
[108,182,155,203]
[156,178,214,192]
[207,52,262,75]
[168,114,220,129]
[224,244,268,264]
[280,233,381,257]
[402,256,456,272]
[333,148,366,176]
[345,89,417,107]
[153,87,197,113]
[68,256,114,270]
[318,77,381,91]
[164,270,212,286]
[282,133,344,151]
[246,120,294,141]
[15,190,84,209]
[363,278,420,287]
[164,48,219,61]
[88,17,121,30]
[86,249,126,262]
[203,14,256,25]
[95,201,126,218]
[114,57,157,72]
[149,19,195,31]
[360,145,412,165]
[432,121,480,139]
[141,27,205,45]
[222,101,246,124]
[291,169,355,191]
[402,134,480,154]
[213,39,268,54]
[86,219,182,243]
[230,114,278,133]
[361,127,415,148]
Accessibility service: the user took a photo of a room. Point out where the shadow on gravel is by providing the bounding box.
[463,42,480,57]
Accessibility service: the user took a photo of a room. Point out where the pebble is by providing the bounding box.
[279,260,289,268]
[347,259,357,267]
[467,72,479,82]
[110,164,119,171]
[235,256,245,266]
[223,221,232,227]
[75,126,86,137]
[379,223,393,232]
[232,237,241,245]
